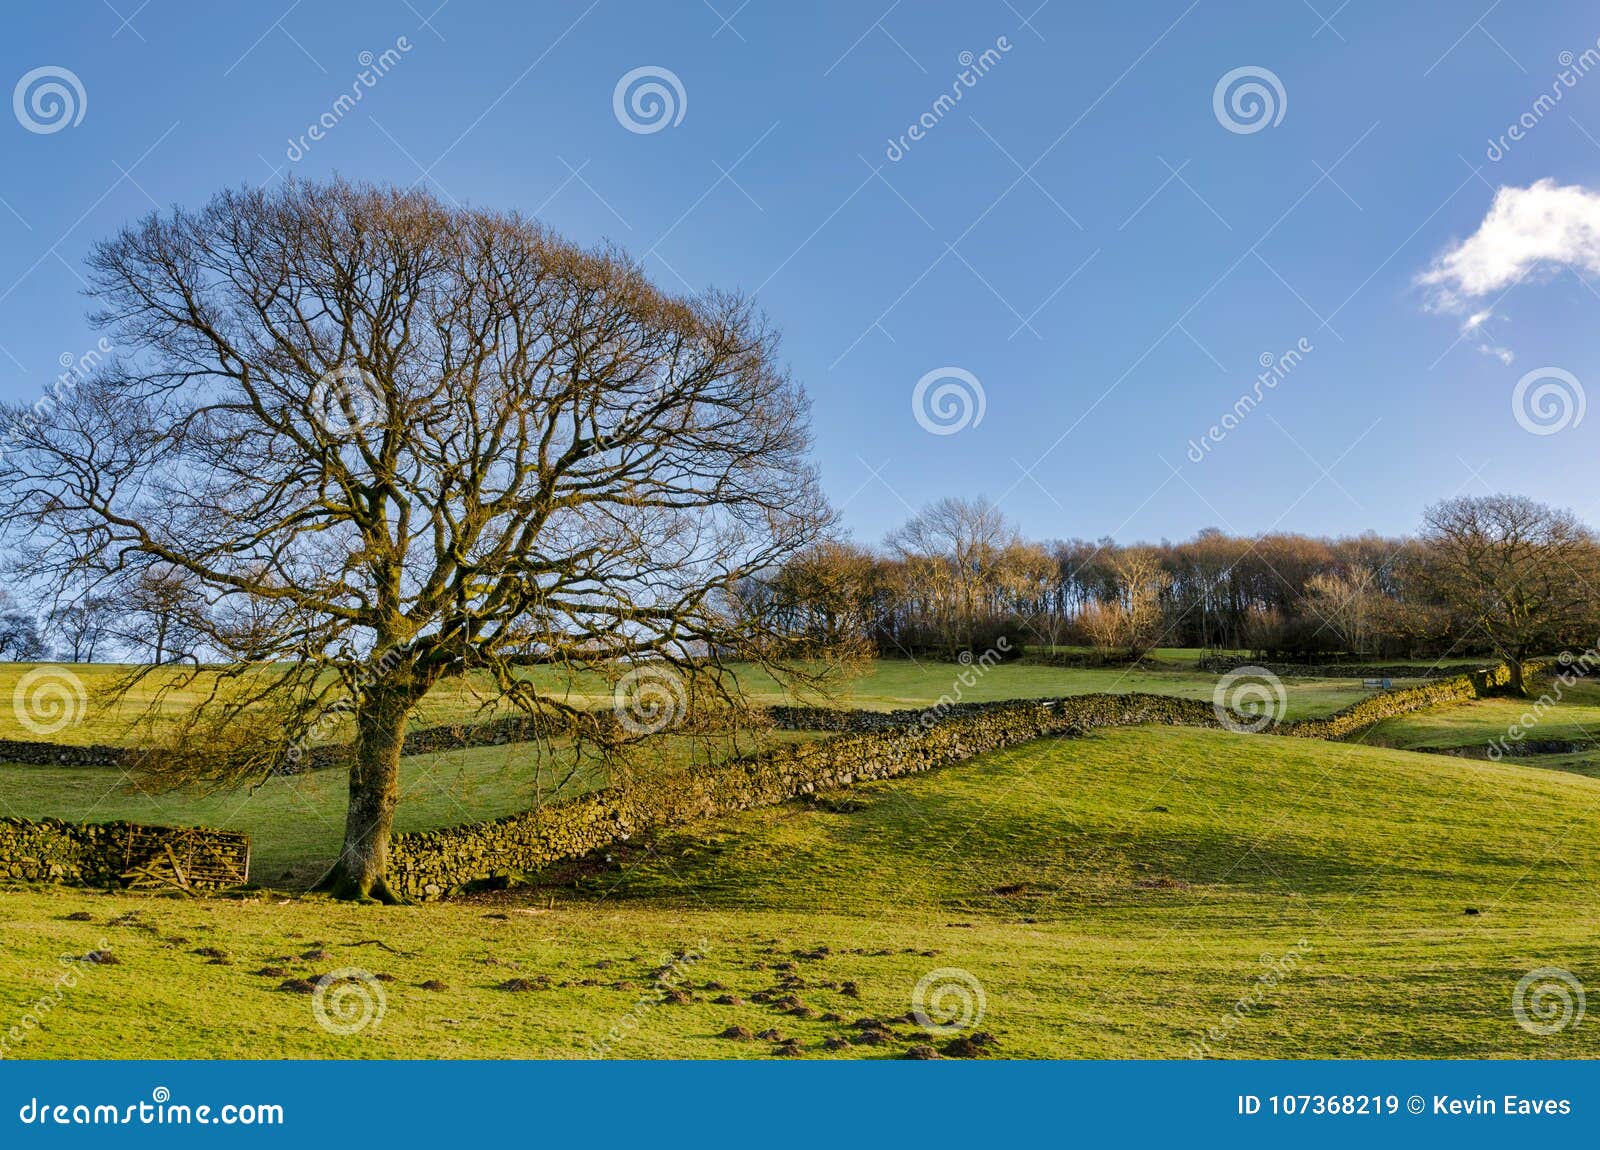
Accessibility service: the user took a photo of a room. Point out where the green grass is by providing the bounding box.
[1362,678,1600,751]
[1021,645,1246,660]
[1502,750,1600,779]
[0,732,817,888]
[1022,646,1492,669]
[0,658,1386,745]
[810,660,1388,718]
[3,727,1597,1059]
[0,663,624,747]
[0,656,1408,892]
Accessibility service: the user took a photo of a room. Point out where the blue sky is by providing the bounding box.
[2,0,1598,546]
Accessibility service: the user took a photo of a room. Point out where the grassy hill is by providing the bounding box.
[3,726,1595,1059]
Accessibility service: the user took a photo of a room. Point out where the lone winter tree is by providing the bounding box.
[0,180,831,901]
[1419,495,1599,695]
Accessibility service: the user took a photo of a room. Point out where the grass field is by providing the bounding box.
[789,660,1391,718]
[5,658,1589,1060]
[0,663,621,747]
[1024,646,1491,670]
[0,659,1391,746]
[1361,678,1600,751]
[1500,750,1600,779]
[3,726,1596,1059]
[1022,645,1248,661]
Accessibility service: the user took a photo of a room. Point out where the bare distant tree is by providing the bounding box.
[1419,495,1600,695]
[46,595,117,663]
[1079,547,1173,662]
[0,591,45,661]
[765,540,880,658]
[110,564,207,664]
[1107,547,1171,661]
[886,496,1018,657]
[0,179,831,901]
[1241,603,1284,658]
[1303,571,1378,658]
[1078,597,1126,662]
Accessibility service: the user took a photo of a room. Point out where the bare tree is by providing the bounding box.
[886,496,1017,656]
[0,591,45,661]
[1078,597,1127,662]
[765,540,880,658]
[110,563,207,664]
[1241,603,1284,658]
[0,179,830,901]
[995,541,1056,643]
[46,595,117,663]
[1419,495,1599,695]
[1303,570,1377,658]
[1107,547,1172,661]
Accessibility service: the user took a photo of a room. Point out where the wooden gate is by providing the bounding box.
[118,825,251,892]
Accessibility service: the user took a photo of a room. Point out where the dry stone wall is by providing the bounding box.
[0,818,250,889]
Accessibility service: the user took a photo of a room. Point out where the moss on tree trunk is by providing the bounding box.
[316,684,414,904]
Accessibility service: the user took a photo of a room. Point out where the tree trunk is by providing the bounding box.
[1507,653,1528,697]
[316,684,413,903]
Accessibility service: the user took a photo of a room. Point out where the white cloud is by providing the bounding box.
[1419,179,1600,305]
[1458,308,1511,362]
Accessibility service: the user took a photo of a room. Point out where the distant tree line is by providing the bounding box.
[752,493,1600,694]
[0,563,207,665]
[9,490,1594,698]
